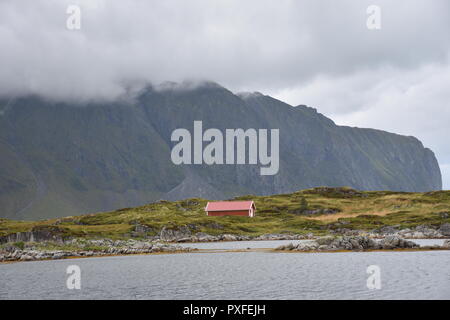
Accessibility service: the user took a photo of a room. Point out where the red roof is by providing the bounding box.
[205,201,255,212]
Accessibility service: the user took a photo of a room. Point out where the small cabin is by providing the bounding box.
[205,201,256,217]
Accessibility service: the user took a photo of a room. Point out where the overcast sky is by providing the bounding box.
[1,0,449,188]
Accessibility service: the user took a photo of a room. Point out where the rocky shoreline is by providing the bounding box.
[2,223,450,263]
[2,234,450,263]
[2,223,449,245]
[276,236,450,252]
[331,224,450,239]
[0,239,193,263]
[143,223,450,242]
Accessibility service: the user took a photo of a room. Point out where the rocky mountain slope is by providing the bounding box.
[0,82,442,220]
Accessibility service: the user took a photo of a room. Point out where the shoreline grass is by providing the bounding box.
[1,187,450,240]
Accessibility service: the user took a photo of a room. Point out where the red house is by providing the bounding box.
[205,201,256,217]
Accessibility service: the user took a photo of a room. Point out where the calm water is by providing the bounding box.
[1,242,449,300]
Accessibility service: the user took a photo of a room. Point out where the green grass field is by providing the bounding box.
[1,187,450,239]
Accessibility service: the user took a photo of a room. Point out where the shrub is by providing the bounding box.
[13,241,25,250]
[300,197,308,211]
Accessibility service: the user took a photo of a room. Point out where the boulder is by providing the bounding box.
[19,254,31,261]
[222,234,238,241]
[275,244,287,250]
[0,225,67,244]
[296,242,319,251]
[195,232,218,242]
[379,236,418,249]
[277,236,417,252]
[442,239,450,248]
[439,223,450,236]
[159,226,192,241]
[438,212,449,219]
[134,224,153,234]
[377,226,399,235]
[414,225,440,238]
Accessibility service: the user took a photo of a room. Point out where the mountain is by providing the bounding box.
[0,82,442,220]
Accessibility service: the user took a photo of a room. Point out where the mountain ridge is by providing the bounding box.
[0,82,442,220]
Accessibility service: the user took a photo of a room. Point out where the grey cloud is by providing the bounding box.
[1,0,449,100]
[274,60,450,189]
[0,0,449,187]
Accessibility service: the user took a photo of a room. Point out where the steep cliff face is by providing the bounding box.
[0,83,442,220]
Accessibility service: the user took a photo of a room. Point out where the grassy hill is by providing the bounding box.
[1,187,450,239]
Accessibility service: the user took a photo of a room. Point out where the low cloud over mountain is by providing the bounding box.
[0,0,448,189]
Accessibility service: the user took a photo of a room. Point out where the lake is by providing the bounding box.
[1,239,450,299]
